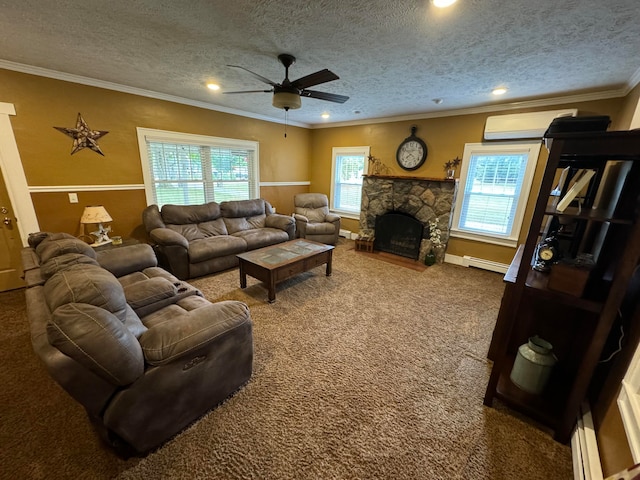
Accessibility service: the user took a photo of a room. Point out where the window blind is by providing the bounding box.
[146,140,257,208]
[458,153,528,236]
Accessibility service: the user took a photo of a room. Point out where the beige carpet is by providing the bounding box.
[0,239,572,479]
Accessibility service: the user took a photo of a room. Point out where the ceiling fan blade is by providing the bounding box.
[223,89,273,94]
[227,65,278,87]
[291,69,339,90]
[301,90,349,104]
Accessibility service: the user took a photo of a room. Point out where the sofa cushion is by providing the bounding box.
[305,222,337,235]
[223,216,252,234]
[41,252,100,280]
[188,236,247,263]
[161,202,221,225]
[123,277,178,311]
[167,224,205,242]
[139,300,250,365]
[44,264,128,322]
[36,237,96,263]
[48,302,144,386]
[233,228,289,250]
[220,199,266,218]
[199,218,228,236]
[29,231,76,248]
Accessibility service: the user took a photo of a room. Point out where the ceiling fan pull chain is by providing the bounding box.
[284,109,288,138]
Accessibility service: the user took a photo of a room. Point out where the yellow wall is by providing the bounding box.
[310,98,624,264]
[2,68,309,239]
[0,66,629,260]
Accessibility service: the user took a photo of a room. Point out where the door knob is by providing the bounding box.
[3,217,11,226]
[0,207,7,214]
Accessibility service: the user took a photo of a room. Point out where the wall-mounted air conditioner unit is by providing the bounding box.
[484,109,578,140]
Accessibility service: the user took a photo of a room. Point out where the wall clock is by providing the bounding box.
[396,126,427,171]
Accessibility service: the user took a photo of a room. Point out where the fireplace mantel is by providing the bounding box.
[363,174,455,183]
[359,175,457,262]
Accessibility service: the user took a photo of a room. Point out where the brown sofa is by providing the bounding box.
[143,198,295,280]
[22,232,253,455]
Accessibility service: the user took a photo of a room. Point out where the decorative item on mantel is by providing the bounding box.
[367,154,391,176]
[425,217,444,266]
[443,156,461,179]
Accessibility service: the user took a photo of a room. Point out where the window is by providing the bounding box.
[451,141,542,247]
[330,146,370,217]
[136,128,259,207]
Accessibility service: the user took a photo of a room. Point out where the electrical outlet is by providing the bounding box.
[68,193,78,203]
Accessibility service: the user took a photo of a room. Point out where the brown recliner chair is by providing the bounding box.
[293,193,341,245]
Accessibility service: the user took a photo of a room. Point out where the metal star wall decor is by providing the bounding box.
[54,113,109,156]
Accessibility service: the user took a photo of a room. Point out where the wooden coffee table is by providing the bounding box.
[236,239,335,303]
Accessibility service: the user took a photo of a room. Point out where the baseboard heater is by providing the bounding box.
[572,402,603,480]
[462,255,509,274]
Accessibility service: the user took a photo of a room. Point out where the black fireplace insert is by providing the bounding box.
[374,211,424,260]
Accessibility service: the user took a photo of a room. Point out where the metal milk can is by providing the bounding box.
[509,335,557,395]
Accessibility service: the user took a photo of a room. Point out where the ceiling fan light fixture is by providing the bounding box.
[272,91,301,110]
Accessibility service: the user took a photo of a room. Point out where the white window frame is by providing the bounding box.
[330,146,370,219]
[450,141,542,247]
[136,127,260,206]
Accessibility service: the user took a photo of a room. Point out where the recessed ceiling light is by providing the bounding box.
[432,0,457,7]
[206,83,220,91]
[321,113,330,119]
[492,87,507,96]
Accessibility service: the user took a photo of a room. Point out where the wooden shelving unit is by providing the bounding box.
[484,129,640,443]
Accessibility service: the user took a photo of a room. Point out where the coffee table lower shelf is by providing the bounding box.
[236,239,334,303]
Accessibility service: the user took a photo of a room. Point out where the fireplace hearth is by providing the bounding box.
[374,212,423,260]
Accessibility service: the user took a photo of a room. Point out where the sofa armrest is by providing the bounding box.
[326,213,341,223]
[138,301,251,366]
[266,213,296,240]
[266,213,295,230]
[97,243,158,277]
[149,228,189,249]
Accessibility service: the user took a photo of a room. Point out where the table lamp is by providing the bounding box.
[80,205,113,246]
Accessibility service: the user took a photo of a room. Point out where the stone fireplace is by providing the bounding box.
[359,175,457,263]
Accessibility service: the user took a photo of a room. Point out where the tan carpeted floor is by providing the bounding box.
[0,239,573,479]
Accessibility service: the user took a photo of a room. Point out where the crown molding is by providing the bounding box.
[0,60,310,128]
[628,66,640,92]
[2,59,636,131]
[310,89,629,129]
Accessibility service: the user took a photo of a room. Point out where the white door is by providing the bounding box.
[0,165,25,291]
[0,102,40,291]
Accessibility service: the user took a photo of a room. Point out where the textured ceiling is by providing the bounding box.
[1,0,639,127]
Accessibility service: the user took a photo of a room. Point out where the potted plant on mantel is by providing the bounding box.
[443,157,461,179]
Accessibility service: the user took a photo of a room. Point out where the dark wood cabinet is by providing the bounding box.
[484,129,640,443]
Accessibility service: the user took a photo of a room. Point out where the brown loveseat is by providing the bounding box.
[22,232,253,455]
[143,198,295,279]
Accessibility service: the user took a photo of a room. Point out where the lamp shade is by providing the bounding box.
[80,205,112,224]
[272,91,301,110]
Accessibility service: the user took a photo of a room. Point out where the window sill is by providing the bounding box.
[331,210,360,221]
[450,230,518,248]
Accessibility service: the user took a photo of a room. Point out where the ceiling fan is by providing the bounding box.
[224,54,349,111]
